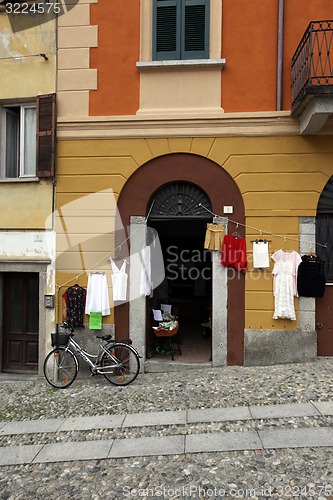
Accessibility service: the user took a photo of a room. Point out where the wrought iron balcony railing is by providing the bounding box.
[292,20,333,114]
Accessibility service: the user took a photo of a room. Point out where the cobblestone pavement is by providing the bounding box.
[0,358,333,499]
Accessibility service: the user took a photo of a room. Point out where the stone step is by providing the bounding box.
[1,401,332,436]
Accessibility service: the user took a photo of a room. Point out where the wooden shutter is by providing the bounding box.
[36,93,56,178]
[182,0,209,59]
[153,0,181,60]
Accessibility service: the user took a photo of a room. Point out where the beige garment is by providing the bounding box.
[204,223,225,250]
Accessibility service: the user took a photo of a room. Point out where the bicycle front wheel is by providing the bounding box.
[101,343,140,386]
[43,347,78,389]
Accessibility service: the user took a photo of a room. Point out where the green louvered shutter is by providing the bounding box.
[153,0,181,60]
[182,0,209,59]
[153,0,209,61]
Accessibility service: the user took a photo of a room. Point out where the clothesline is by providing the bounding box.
[198,204,328,249]
[56,199,327,292]
[56,201,155,291]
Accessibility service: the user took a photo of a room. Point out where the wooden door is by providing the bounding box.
[316,286,333,356]
[2,273,39,373]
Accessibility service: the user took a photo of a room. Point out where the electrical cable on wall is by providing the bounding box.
[0,54,48,60]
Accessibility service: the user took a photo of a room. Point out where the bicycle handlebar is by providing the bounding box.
[62,322,75,334]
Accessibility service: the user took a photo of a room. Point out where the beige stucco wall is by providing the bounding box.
[57,0,98,118]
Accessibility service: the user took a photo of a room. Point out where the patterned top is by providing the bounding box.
[63,285,86,328]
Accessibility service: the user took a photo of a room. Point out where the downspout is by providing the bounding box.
[277,0,285,110]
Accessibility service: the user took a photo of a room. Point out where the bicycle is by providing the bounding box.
[43,323,141,389]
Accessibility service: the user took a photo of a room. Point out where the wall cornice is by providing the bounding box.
[57,111,297,139]
[57,112,333,140]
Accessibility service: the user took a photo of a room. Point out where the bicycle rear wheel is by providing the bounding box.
[43,347,78,389]
[101,343,140,386]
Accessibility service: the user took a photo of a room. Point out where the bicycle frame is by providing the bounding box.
[65,336,140,375]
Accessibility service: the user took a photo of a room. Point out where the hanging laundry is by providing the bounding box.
[149,226,165,295]
[85,272,110,316]
[253,240,270,268]
[204,223,225,250]
[89,311,103,330]
[221,234,248,273]
[271,249,301,320]
[62,284,86,329]
[297,254,326,298]
[140,245,152,296]
[110,259,128,301]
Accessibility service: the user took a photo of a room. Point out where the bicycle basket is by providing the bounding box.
[51,333,69,347]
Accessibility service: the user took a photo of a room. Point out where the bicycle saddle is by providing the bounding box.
[96,334,112,341]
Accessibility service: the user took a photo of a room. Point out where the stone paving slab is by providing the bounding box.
[0,401,332,439]
[259,427,333,449]
[58,414,125,431]
[313,401,333,416]
[109,435,185,458]
[123,410,186,427]
[249,402,320,420]
[0,444,43,466]
[187,406,252,424]
[2,426,333,464]
[32,440,113,463]
[0,418,66,436]
[186,430,262,453]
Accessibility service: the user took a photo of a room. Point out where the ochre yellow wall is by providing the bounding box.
[56,135,333,326]
[0,181,53,229]
[0,15,56,98]
[0,13,56,230]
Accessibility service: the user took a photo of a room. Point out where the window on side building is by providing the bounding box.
[1,105,36,178]
[0,93,56,180]
[152,0,210,61]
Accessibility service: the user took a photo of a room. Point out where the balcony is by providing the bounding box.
[291,20,333,134]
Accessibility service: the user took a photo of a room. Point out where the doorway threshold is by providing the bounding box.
[144,359,211,373]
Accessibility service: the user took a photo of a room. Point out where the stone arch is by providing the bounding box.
[116,153,245,365]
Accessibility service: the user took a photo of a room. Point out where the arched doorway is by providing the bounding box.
[116,153,245,368]
[316,176,333,356]
[147,182,213,363]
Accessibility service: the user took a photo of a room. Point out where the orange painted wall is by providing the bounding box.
[89,0,332,116]
[89,0,140,116]
[221,0,278,112]
[282,0,332,110]
[222,0,332,112]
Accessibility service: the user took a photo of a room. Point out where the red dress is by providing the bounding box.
[221,235,248,273]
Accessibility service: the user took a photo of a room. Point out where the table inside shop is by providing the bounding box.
[153,321,182,360]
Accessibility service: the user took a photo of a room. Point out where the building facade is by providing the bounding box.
[56,0,333,371]
[0,7,56,374]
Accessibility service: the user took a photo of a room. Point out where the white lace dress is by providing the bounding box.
[271,250,302,320]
